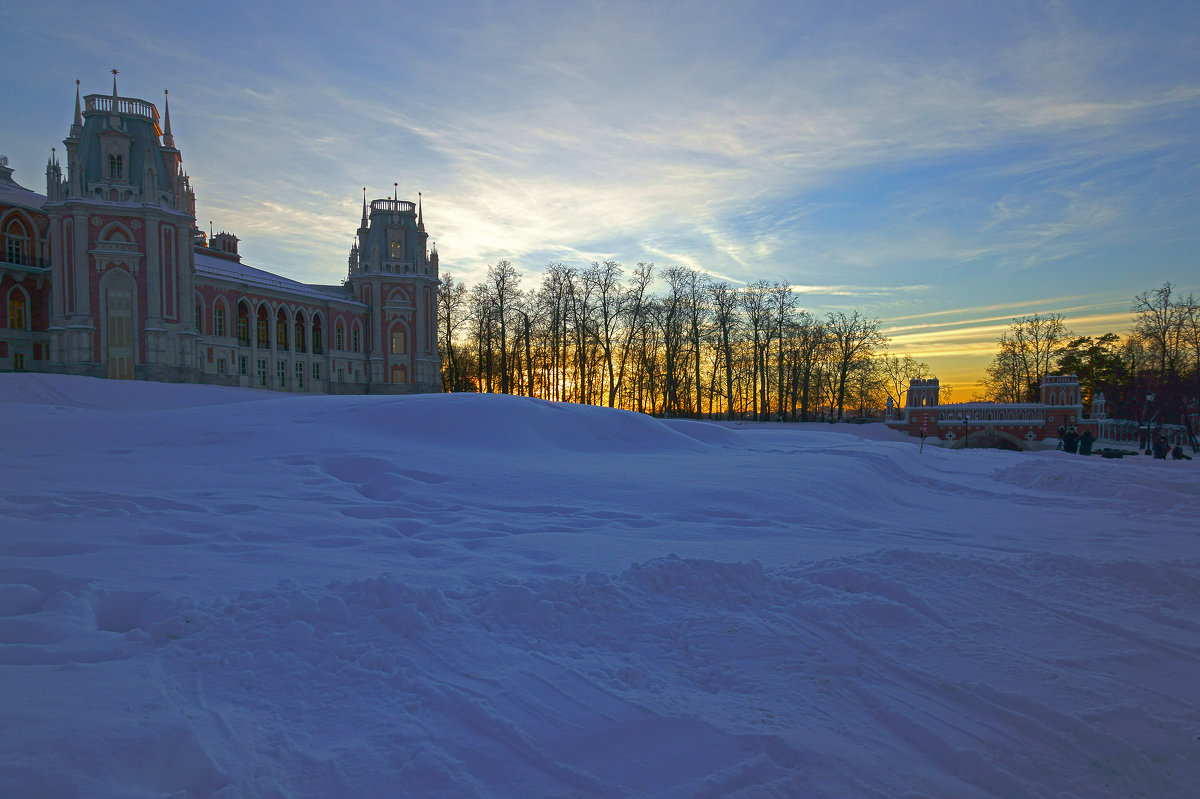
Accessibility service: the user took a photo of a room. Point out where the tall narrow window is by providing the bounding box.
[8,288,28,330]
[256,306,269,347]
[5,220,29,266]
[237,303,250,346]
[391,330,406,354]
[335,322,344,351]
[276,310,288,351]
[214,306,227,337]
[295,312,307,353]
[351,326,361,353]
[312,318,323,354]
[108,155,124,180]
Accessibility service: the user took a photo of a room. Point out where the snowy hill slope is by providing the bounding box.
[1,374,1197,797]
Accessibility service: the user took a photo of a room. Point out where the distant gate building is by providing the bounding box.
[0,78,441,393]
[887,375,1097,450]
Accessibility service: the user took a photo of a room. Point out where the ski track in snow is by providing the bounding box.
[1,374,1198,798]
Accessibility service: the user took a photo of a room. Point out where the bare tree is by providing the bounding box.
[827,310,887,420]
[485,260,521,394]
[878,353,932,409]
[437,274,470,391]
[982,314,1070,402]
[740,281,772,419]
[708,281,741,419]
[611,263,654,408]
[1132,282,1185,382]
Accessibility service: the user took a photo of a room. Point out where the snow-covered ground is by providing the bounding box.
[1,373,1197,798]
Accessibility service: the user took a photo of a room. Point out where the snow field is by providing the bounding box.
[1,373,1198,798]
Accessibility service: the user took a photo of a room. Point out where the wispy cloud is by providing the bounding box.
[3,0,1198,384]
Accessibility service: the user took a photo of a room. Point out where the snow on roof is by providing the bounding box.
[0,166,47,213]
[194,251,360,305]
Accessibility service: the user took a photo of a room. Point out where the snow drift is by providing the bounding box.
[1,373,1197,798]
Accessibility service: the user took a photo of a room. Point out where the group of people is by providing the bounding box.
[1057,425,1194,460]
[1057,425,1096,455]
[1151,434,1193,461]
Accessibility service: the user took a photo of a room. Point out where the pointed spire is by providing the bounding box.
[109,69,122,127]
[361,187,368,227]
[417,192,425,232]
[73,80,82,129]
[162,89,175,147]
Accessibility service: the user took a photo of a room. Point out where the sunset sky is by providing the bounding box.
[4,1,1198,391]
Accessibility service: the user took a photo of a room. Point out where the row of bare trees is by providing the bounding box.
[980,282,1200,441]
[439,261,922,420]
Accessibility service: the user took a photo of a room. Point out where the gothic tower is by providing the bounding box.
[345,191,441,392]
[43,77,198,380]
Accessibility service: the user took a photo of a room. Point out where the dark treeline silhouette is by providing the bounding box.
[438,261,920,420]
[979,282,1200,447]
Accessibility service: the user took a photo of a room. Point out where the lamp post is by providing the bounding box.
[963,416,969,449]
[1143,393,1155,455]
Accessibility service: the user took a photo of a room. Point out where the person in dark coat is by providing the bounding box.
[1172,445,1193,461]
[1079,429,1095,455]
[1064,426,1079,454]
[1153,435,1169,460]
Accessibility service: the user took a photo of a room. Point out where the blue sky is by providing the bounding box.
[4,0,1198,390]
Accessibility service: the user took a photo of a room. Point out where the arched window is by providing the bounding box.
[276,308,289,351]
[335,320,345,351]
[108,155,124,181]
[7,286,29,330]
[312,316,324,354]
[351,323,361,353]
[213,302,227,337]
[256,305,270,347]
[237,302,250,346]
[295,310,307,353]
[391,329,406,355]
[195,297,205,334]
[4,219,30,266]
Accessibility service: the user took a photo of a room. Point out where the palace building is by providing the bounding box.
[0,78,441,393]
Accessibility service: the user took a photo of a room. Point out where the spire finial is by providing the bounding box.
[111,68,119,98]
[361,187,368,226]
[418,191,425,232]
[73,80,82,128]
[393,182,398,203]
[162,89,174,146]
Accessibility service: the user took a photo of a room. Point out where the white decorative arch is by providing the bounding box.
[98,221,135,243]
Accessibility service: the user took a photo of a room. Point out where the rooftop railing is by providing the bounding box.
[84,95,161,128]
[371,199,415,214]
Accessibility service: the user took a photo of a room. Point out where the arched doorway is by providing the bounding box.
[104,271,135,379]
